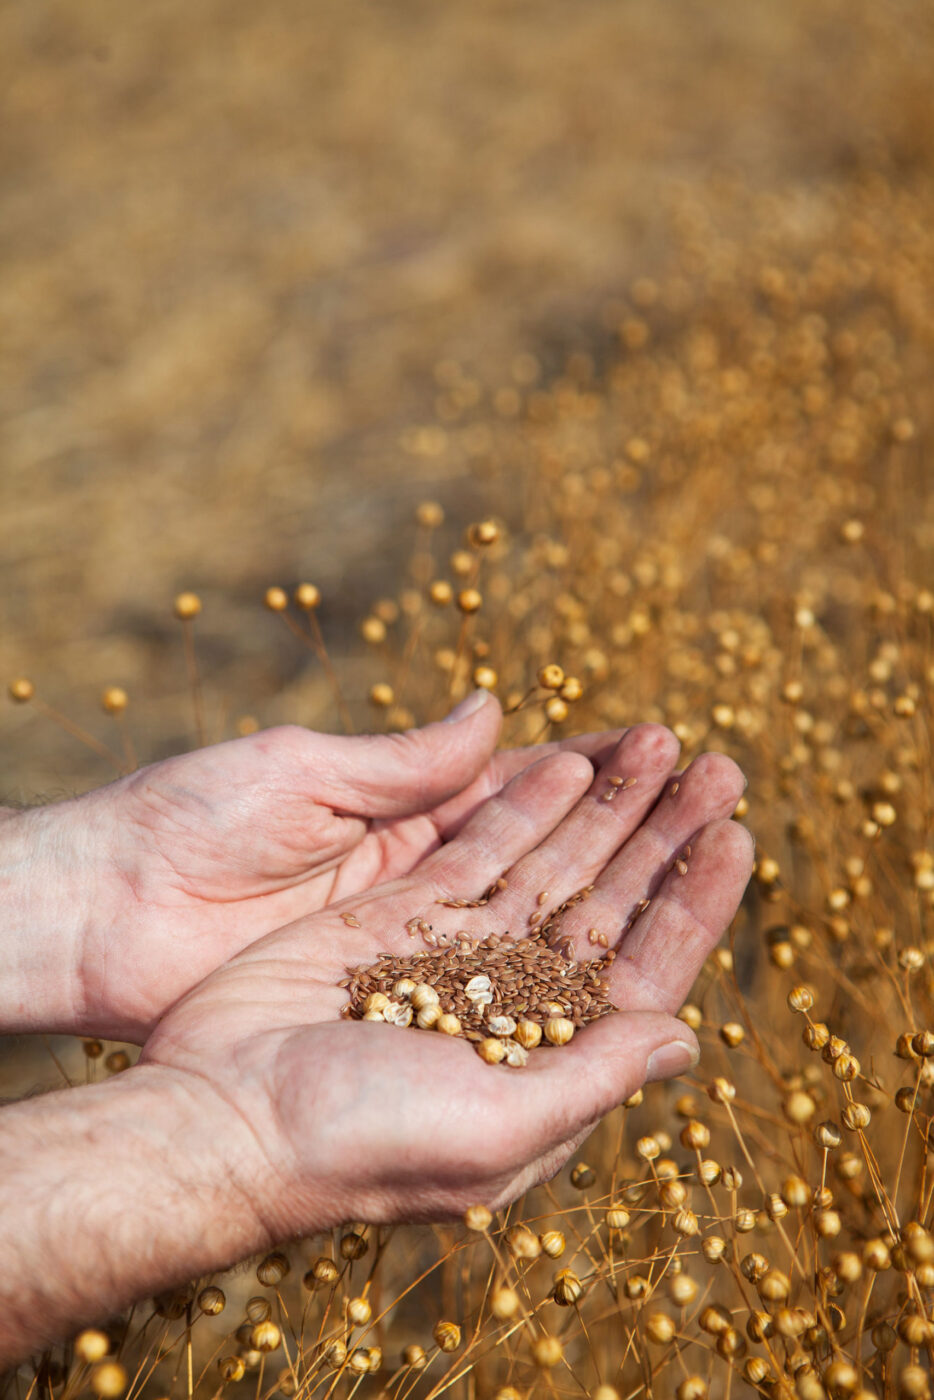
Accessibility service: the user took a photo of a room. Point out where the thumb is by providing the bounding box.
[495,1011,699,1171]
[308,689,503,818]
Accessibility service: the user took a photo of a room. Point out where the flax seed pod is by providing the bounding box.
[553,1269,583,1306]
[477,1038,507,1064]
[680,1120,710,1150]
[75,1331,111,1364]
[250,1321,281,1353]
[645,1313,676,1344]
[758,1270,790,1303]
[457,588,482,614]
[411,984,440,1011]
[703,1236,726,1263]
[402,1346,428,1370]
[531,1336,563,1368]
[434,1321,461,1353]
[507,1225,541,1259]
[676,1378,707,1400]
[347,1296,372,1326]
[515,1020,542,1049]
[256,1252,289,1286]
[537,664,565,690]
[545,1017,574,1045]
[464,1205,492,1231]
[91,1366,127,1399]
[304,1257,339,1289]
[540,1230,566,1258]
[606,1204,631,1230]
[198,1286,226,1316]
[174,592,202,620]
[436,1013,461,1036]
[321,1341,346,1370]
[218,1358,245,1383]
[293,583,320,610]
[340,1231,368,1259]
[491,1285,519,1319]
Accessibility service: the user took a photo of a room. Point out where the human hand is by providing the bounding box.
[0,691,625,1040]
[143,724,751,1234]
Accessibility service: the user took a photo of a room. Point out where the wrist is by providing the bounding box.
[0,799,107,1035]
[0,1062,274,1367]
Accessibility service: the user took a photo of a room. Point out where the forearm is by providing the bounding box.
[0,1066,272,1368]
[0,803,98,1034]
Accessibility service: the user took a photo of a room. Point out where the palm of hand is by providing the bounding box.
[143,725,752,1231]
[87,714,620,1038]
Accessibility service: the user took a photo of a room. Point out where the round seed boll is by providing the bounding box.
[457,588,483,614]
[91,1365,127,1398]
[477,1038,507,1064]
[464,1204,492,1231]
[218,1358,245,1383]
[75,1331,111,1364]
[402,1345,428,1369]
[491,1285,520,1319]
[545,1017,575,1045]
[347,1296,372,1326]
[173,592,202,620]
[264,586,289,613]
[540,1229,566,1258]
[571,1163,595,1189]
[322,1341,347,1369]
[538,664,565,690]
[645,1313,676,1344]
[293,583,321,610]
[531,1336,563,1368]
[340,1232,368,1260]
[433,1321,461,1353]
[198,1286,226,1316]
[507,1225,541,1259]
[256,1251,289,1286]
[515,1020,542,1049]
[417,1004,442,1029]
[606,1204,631,1230]
[251,1321,281,1353]
[246,1296,271,1323]
[436,1012,462,1036]
[304,1257,339,1289]
[411,984,441,1011]
[553,1268,583,1305]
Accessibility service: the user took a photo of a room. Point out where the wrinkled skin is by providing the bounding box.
[44,695,628,1036]
[143,723,753,1232]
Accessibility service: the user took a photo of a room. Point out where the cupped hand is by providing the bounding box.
[143,724,752,1234]
[48,691,625,1039]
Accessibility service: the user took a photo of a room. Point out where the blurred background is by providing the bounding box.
[1,0,932,795]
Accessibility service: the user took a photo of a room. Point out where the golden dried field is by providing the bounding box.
[3,1,934,1398]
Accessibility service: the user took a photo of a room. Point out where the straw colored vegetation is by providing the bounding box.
[4,162,934,1400]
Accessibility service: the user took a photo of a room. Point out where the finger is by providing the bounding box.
[486,724,681,934]
[607,817,754,1013]
[417,752,595,900]
[300,690,503,818]
[427,730,626,839]
[557,751,746,955]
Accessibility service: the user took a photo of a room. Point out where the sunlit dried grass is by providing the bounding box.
[3,160,934,1400]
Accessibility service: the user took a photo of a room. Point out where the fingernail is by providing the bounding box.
[442,689,491,723]
[645,1040,699,1082]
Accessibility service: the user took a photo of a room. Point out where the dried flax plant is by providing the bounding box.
[5,177,934,1400]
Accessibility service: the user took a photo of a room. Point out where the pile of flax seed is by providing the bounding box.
[340,927,617,1067]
